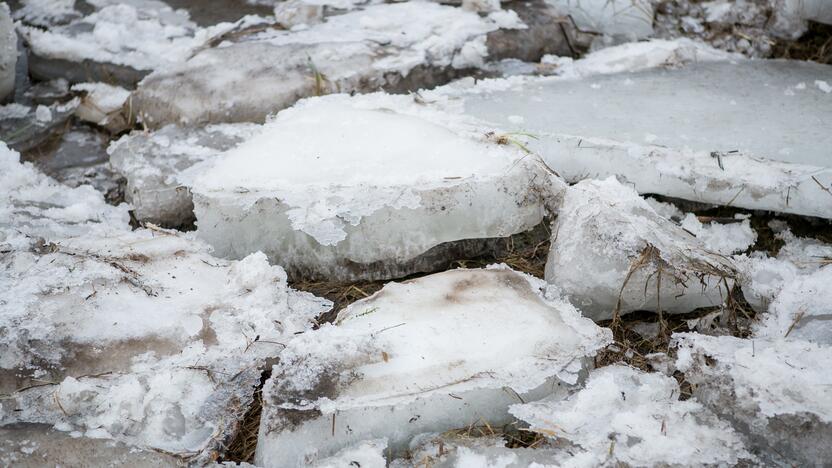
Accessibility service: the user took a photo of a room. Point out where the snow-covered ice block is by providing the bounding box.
[109,123,260,227]
[545,178,737,320]
[16,1,263,86]
[0,423,179,467]
[674,333,832,466]
[453,51,832,219]
[72,82,131,132]
[510,365,751,466]
[188,93,563,281]
[131,0,579,127]
[0,144,330,460]
[546,0,654,39]
[772,0,832,38]
[255,267,611,467]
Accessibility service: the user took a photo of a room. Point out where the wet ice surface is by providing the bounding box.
[457,58,832,218]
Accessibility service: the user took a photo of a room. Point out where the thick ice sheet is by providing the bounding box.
[188,93,562,281]
[255,267,610,466]
[452,53,832,218]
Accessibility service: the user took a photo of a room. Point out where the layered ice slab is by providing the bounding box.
[130,0,579,127]
[674,334,832,466]
[0,144,330,461]
[109,123,260,227]
[510,365,751,466]
[187,93,563,281]
[255,267,611,467]
[452,48,832,219]
[546,178,737,320]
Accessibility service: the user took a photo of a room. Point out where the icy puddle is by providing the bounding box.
[457,58,832,218]
[255,267,610,466]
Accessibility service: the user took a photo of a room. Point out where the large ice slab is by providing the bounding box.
[451,51,832,219]
[0,144,330,461]
[674,333,832,466]
[510,365,751,466]
[255,267,611,467]
[130,0,579,127]
[109,123,260,227]
[546,177,737,321]
[187,93,563,281]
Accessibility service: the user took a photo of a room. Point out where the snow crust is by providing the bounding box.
[187,93,562,280]
[255,267,610,466]
[545,177,736,320]
[0,143,329,459]
[511,365,751,466]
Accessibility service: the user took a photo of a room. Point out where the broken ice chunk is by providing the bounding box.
[71,82,131,132]
[188,93,563,281]
[454,54,832,219]
[131,1,578,127]
[510,365,752,466]
[674,333,832,466]
[0,3,16,101]
[546,177,737,321]
[0,145,330,461]
[546,0,654,39]
[109,123,261,227]
[255,267,611,467]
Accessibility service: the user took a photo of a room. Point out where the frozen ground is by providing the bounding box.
[1,0,831,467]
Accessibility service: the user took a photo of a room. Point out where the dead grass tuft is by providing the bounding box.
[771,21,832,65]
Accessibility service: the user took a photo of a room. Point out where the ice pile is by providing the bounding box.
[16,0,262,85]
[0,144,330,461]
[510,365,752,466]
[109,123,261,227]
[453,48,832,219]
[185,93,562,281]
[545,178,737,320]
[130,0,559,127]
[255,267,611,466]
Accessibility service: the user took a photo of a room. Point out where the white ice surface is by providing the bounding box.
[255,266,611,467]
[545,177,736,320]
[188,93,562,281]
[510,365,751,467]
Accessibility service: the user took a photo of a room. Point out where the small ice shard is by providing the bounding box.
[71,82,131,132]
[255,267,611,467]
[187,94,562,281]
[674,333,832,466]
[109,123,261,228]
[452,49,832,219]
[0,3,16,101]
[510,365,752,467]
[546,0,654,39]
[0,423,179,467]
[545,177,737,321]
[131,0,579,127]
[0,144,330,461]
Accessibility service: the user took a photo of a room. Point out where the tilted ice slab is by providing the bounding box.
[130,0,582,127]
[674,333,832,466]
[16,0,266,85]
[449,48,832,219]
[255,267,611,467]
[546,178,737,321]
[546,0,654,39]
[109,123,260,227]
[0,144,330,461]
[187,93,563,281]
[510,365,751,467]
